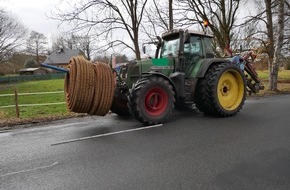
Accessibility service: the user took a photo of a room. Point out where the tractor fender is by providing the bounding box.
[195,58,231,78]
[141,72,178,98]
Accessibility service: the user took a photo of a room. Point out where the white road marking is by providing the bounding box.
[0,162,59,178]
[0,130,13,133]
[0,131,12,137]
[51,124,163,146]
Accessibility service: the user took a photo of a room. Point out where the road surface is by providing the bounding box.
[1,95,290,190]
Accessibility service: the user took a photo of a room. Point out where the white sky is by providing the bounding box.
[1,0,66,38]
[1,0,258,57]
[1,0,129,56]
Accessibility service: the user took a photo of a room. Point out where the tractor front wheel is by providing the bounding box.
[110,96,130,117]
[129,76,175,125]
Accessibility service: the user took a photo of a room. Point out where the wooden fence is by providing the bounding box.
[0,90,65,118]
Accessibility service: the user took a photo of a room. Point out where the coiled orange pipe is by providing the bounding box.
[64,56,114,116]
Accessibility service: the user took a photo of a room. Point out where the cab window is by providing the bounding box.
[161,38,179,57]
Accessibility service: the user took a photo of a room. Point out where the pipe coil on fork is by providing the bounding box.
[64,56,115,116]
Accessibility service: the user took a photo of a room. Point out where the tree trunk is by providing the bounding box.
[264,0,275,89]
[169,0,173,30]
[135,42,141,60]
[36,43,39,65]
[270,0,285,91]
[133,26,141,60]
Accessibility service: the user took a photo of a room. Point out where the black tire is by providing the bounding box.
[129,76,175,125]
[195,62,246,116]
[175,101,196,112]
[110,96,130,116]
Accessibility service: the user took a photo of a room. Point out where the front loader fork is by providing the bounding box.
[244,62,265,95]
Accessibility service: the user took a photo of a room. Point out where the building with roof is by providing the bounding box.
[18,68,47,75]
[43,49,86,69]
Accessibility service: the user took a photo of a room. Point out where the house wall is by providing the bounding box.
[34,70,46,75]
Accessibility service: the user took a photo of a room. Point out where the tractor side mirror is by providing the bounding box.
[184,30,190,43]
[156,36,162,47]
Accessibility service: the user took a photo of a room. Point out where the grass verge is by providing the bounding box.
[0,79,67,119]
[0,79,76,128]
[257,70,290,81]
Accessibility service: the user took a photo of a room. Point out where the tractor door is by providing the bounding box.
[183,36,204,75]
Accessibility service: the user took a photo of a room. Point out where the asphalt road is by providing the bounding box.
[1,95,290,190]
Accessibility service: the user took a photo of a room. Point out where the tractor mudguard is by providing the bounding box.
[169,72,186,99]
[194,58,231,78]
[141,72,179,98]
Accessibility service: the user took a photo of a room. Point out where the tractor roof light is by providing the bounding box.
[203,20,209,28]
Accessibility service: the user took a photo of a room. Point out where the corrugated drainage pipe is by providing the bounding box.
[64,56,115,116]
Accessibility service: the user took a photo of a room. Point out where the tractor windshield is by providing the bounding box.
[161,37,180,57]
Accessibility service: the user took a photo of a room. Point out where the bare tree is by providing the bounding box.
[26,31,47,64]
[264,0,275,72]
[177,0,241,56]
[271,0,285,90]
[0,9,27,63]
[53,0,148,60]
[81,35,93,61]
[141,0,171,42]
[93,53,129,63]
[141,0,196,43]
[282,1,289,55]
[241,0,288,91]
[51,36,68,50]
[169,0,173,30]
[52,34,93,60]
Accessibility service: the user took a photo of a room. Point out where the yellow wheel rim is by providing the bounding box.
[217,70,244,111]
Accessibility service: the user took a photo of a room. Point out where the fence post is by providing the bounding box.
[14,88,20,118]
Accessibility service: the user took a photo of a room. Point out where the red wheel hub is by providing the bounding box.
[144,87,168,116]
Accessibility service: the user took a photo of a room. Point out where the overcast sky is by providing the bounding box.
[1,0,257,57]
[1,0,135,56]
[2,0,66,38]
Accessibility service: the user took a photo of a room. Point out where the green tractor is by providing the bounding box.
[111,29,263,125]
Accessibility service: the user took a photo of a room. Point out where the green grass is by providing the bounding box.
[246,69,290,96]
[257,70,290,81]
[0,79,68,119]
[0,79,65,93]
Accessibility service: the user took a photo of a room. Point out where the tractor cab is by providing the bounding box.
[160,29,214,59]
[156,29,215,76]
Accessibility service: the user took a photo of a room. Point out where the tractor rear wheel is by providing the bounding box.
[129,76,175,125]
[195,62,246,116]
